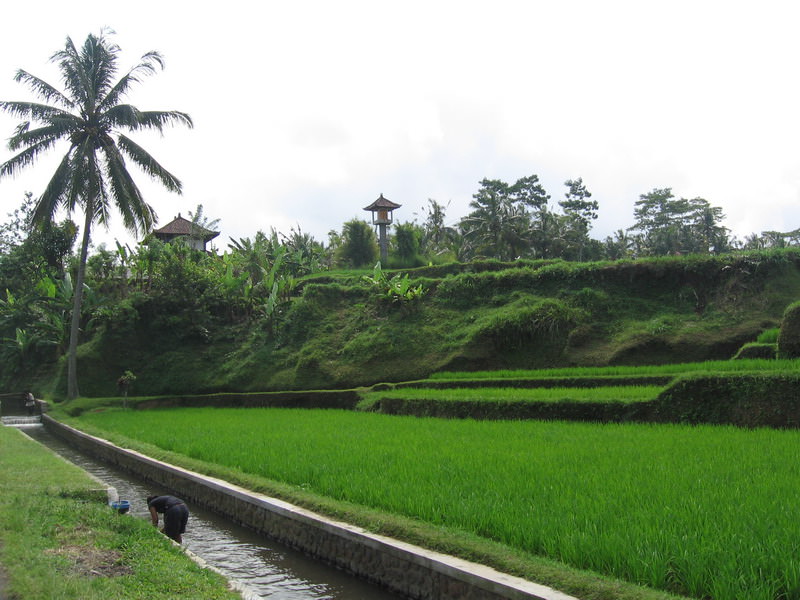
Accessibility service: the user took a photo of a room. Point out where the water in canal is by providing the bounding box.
[17,423,402,600]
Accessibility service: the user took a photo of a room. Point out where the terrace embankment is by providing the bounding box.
[42,415,577,600]
[372,373,800,428]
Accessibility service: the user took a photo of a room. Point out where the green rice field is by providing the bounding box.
[363,385,663,404]
[76,407,800,600]
[431,357,800,380]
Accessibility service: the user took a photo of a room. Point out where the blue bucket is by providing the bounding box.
[111,500,130,514]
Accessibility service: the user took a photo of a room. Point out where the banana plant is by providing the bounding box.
[363,262,426,304]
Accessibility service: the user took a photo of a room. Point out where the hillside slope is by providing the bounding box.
[35,251,800,397]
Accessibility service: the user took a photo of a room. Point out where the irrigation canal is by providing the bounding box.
[16,423,403,600]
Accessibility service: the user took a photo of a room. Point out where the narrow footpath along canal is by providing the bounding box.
[17,423,403,600]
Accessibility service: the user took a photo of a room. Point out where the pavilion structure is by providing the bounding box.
[363,194,401,263]
[151,214,220,252]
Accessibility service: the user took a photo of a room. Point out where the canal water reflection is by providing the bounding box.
[19,424,402,600]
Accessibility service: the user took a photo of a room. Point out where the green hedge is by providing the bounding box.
[648,373,800,428]
[778,301,800,358]
[373,397,644,421]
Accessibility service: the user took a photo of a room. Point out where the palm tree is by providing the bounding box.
[460,181,531,260]
[0,31,192,399]
[187,203,221,251]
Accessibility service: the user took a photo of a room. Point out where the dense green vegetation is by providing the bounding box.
[3,103,800,400]
[73,407,800,600]
[4,248,800,398]
[0,32,193,400]
[5,28,800,600]
[0,425,237,599]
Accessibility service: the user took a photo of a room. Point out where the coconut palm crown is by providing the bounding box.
[0,31,193,399]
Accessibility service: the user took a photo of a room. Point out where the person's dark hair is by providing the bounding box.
[146,495,157,504]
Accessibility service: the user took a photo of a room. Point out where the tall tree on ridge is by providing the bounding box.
[0,31,193,398]
[460,176,550,260]
[560,177,597,261]
[629,188,730,256]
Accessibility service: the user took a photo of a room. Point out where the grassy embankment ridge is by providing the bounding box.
[62,406,800,600]
[0,425,238,600]
[364,358,800,423]
[25,249,800,398]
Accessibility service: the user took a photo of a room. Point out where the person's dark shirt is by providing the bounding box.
[148,495,184,513]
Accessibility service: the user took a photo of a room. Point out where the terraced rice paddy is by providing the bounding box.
[363,385,662,404]
[431,357,800,380]
[77,407,800,600]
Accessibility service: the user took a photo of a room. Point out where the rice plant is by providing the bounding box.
[77,408,800,600]
[362,385,662,404]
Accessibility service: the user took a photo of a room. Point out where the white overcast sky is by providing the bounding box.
[1,0,799,251]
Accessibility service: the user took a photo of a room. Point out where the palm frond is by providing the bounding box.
[99,50,165,111]
[0,139,61,178]
[93,174,113,227]
[0,100,74,124]
[136,109,193,131]
[52,33,119,114]
[116,134,183,193]
[61,139,97,215]
[12,70,74,109]
[11,121,30,137]
[7,121,76,152]
[101,104,140,129]
[82,34,121,109]
[140,51,165,70]
[32,151,75,224]
[101,138,155,235]
[104,106,193,132]
[139,110,194,131]
[50,36,91,109]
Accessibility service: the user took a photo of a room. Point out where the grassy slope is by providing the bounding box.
[0,425,237,600]
[35,250,800,398]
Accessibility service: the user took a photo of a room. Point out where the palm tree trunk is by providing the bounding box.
[67,200,94,400]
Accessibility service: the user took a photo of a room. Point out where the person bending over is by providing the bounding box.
[147,495,189,543]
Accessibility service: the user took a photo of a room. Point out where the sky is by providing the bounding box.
[1,0,799,252]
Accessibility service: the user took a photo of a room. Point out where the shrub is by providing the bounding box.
[336,220,379,268]
[390,223,424,267]
[777,301,800,358]
[477,299,585,351]
[756,327,780,343]
[362,262,426,305]
[568,287,610,314]
[732,342,777,360]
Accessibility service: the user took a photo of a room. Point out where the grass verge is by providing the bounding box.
[0,425,238,600]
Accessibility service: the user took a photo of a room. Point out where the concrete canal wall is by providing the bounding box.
[43,416,576,600]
